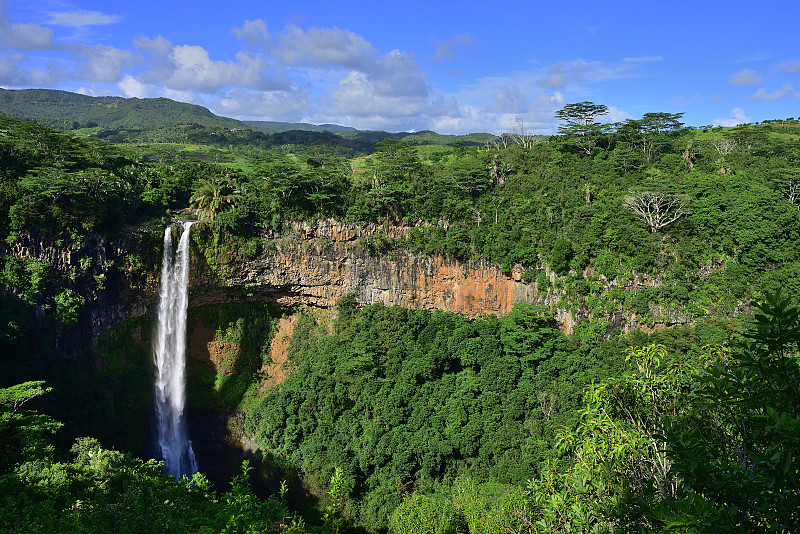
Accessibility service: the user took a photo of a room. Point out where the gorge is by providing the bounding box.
[2,105,798,531]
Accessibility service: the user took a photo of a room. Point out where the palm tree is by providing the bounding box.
[189,176,239,221]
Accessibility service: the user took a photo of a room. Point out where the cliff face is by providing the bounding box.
[191,220,543,319]
[189,220,687,334]
[2,228,161,351]
[3,219,685,353]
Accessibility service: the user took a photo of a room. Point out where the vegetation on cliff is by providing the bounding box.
[157,109,800,331]
[381,292,800,532]
[3,98,799,331]
[245,302,627,530]
[241,292,799,533]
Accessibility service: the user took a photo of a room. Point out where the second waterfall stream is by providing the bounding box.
[153,221,198,479]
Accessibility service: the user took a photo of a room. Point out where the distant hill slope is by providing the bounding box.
[0,88,495,147]
[342,129,497,146]
[246,121,495,146]
[0,88,247,130]
[245,120,358,133]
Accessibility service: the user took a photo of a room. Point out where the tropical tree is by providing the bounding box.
[623,189,689,233]
[666,291,800,532]
[0,381,62,470]
[368,139,423,223]
[619,112,684,165]
[189,175,240,221]
[554,101,609,155]
[0,382,301,533]
[522,343,696,532]
[523,292,800,532]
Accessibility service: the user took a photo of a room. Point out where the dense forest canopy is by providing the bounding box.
[1,95,800,532]
[4,101,799,327]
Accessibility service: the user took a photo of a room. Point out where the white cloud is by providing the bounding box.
[538,61,585,89]
[429,104,486,135]
[0,4,54,50]
[310,69,454,131]
[238,22,433,108]
[325,70,407,117]
[538,65,568,89]
[497,91,565,132]
[133,35,172,58]
[371,49,429,98]
[434,99,556,137]
[430,33,475,63]
[776,59,800,74]
[605,106,631,123]
[235,51,290,90]
[165,45,243,92]
[133,44,285,94]
[477,87,565,134]
[163,88,204,105]
[241,24,430,99]
[487,85,531,113]
[1,22,54,50]
[272,25,379,72]
[446,56,652,134]
[0,55,60,87]
[131,35,292,96]
[746,83,799,101]
[712,108,752,127]
[71,44,135,82]
[213,88,309,122]
[118,75,158,98]
[46,10,120,27]
[729,68,762,86]
[231,19,270,47]
[0,10,714,135]
[76,85,117,97]
[537,59,633,90]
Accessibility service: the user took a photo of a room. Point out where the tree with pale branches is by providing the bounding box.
[623,189,689,232]
[506,116,539,150]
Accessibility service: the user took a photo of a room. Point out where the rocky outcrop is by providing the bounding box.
[3,219,698,353]
[188,220,693,333]
[192,233,541,319]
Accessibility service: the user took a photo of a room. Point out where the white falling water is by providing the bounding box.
[153,221,198,479]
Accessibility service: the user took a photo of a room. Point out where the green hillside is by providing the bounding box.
[0,88,246,131]
[0,89,495,150]
[246,120,496,146]
[245,120,359,133]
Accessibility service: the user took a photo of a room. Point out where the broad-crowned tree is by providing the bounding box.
[619,112,684,165]
[554,101,610,155]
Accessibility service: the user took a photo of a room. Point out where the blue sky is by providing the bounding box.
[1,0,798,134]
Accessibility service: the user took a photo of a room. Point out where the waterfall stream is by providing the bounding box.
[153,221,198,479]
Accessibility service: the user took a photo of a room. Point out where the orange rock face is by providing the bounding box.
[193,232,542,320]
[184,220,696,334]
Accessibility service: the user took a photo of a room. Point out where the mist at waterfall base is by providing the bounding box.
[152,221,198,479]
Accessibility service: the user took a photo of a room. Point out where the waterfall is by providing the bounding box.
[153,221,198,479]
